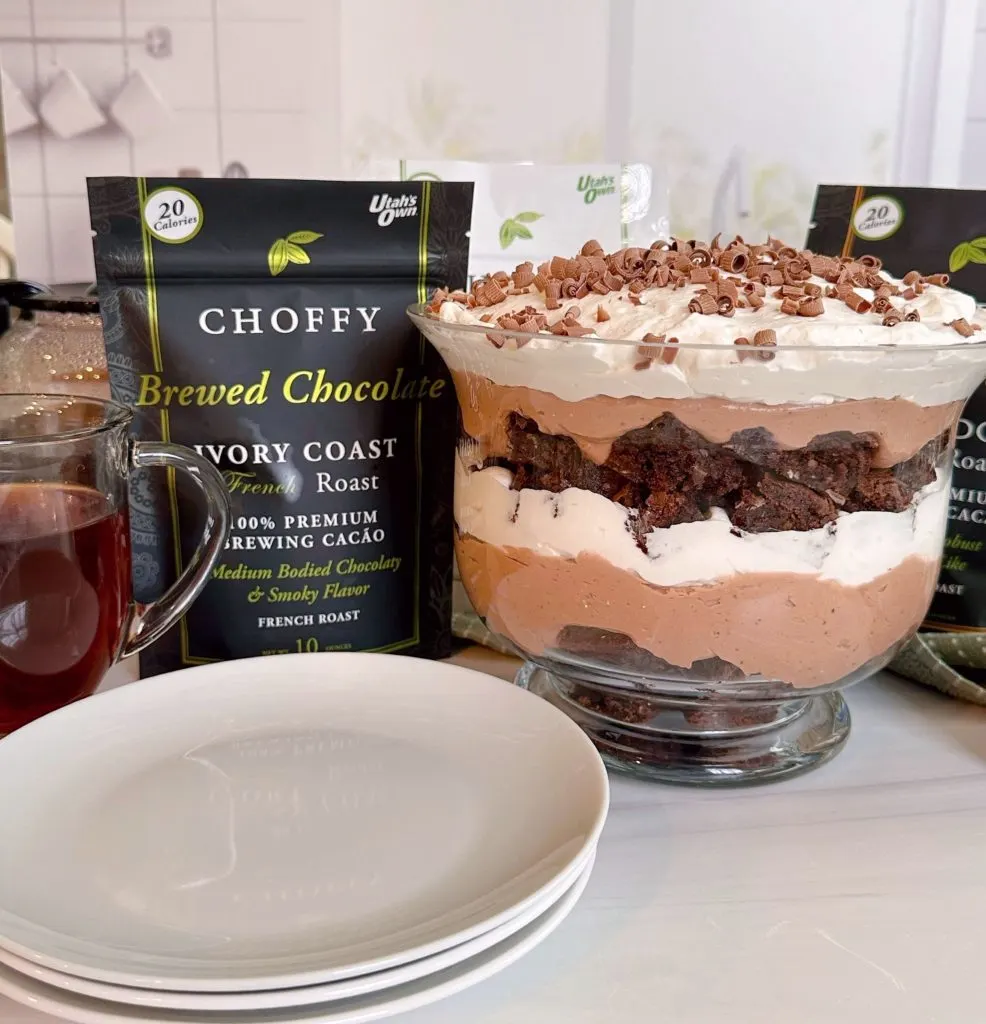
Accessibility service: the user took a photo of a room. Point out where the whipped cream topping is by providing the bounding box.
[455,453,947,589]
[421,250,986,406]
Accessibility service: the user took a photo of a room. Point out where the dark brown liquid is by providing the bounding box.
[0,483,131,732]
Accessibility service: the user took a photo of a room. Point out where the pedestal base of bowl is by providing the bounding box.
[516,662,851,786]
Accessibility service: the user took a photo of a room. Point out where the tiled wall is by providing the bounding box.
[962,0,986,185]
[0,0,339,284]
[0,0,923,285]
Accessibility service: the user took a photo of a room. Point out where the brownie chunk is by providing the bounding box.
[844,470,911,513]
[731,473,838,532]
[729,429,878,500]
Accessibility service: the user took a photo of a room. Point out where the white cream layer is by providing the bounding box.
[425,272,986,407]
[455,452,947,588]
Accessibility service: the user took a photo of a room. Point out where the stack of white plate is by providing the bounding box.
[0,653,608,1024]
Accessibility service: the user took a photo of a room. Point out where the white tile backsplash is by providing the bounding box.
[132,109,221,177]
[0,1,30,17]
[221,112,313,177]
[127,18,216,110]
[0,34,39,100]
[217,19,307,112]
[125,0,211,20]
[5,125,44,197]
[42,127,131,195]
[33,0,121,20]
[217,0,306,20]
[10,196,50,283]
[48,194,95,284]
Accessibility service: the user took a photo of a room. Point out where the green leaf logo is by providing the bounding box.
[267,231,322,275]
[948,237,986,273]
[498,211,543,249]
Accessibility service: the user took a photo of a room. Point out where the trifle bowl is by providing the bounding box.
[409,237,986,785]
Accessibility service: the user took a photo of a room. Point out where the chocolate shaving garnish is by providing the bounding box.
[803,282,822,298]
[858,255,882,270]
[825,286,839,298]
[717,295,736,317]
[874,283,892,299]
[901,287,916,300]
[798,297,823,317]
[915,281,926,295]
[466,294,477,308]
[634,333,666,370]
[486,332,506,348]
[845,291,871,314]
[690,246,713,267]
[872,296,891,315]
[479,313,493,323]
[782,257,811,283]
[927,274,950,286]
[718,249,749,272]
[496,316,521,331]
[949,318,976,337]
[654,264,671,287]
[545,281,562,310]
[628,294,643,305]
[903,270,921,285]
[777,284,805,298]
[882,312,902,327]
[591,279,611,294]
[587,255,608,275]
[808,254,834,276]
[533,272,548,292]
[780,297,800,315]
[736,329,777,363]
[674,253,693,272]
[603,271,624,291]
[776,246,799,260]
[575,282,590,299]
[753,267,784,286]
[628,278,647,294]
[549,256,568,278]
[597,305,610,323]
[688,292,718,315]
[743,280,767,296]
[753,328,777,346]
[747,292,764,309]
[512,262,535,288]
[481,278,506,305]
[507,288,529,296]
[581,239,604,257]
[717,277,739,301]
[659,335,679,364]
[492,270,510,287]
[904,309,921,322]
[691,266,714,284]
[537,261,551,278]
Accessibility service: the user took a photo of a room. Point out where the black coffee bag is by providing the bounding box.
[807,184,986,633]
[88,177,473,675]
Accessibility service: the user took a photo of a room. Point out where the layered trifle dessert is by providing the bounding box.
[412,238,986,706]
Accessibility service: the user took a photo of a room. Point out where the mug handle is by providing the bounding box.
[120,440,231,659]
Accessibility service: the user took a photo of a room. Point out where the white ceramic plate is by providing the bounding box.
[0,853,594,1024]
[0,653,608,991]
[0,850,596,1010]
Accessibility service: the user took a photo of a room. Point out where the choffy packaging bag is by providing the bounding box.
[808,184,986,693]
[89,176,473,676]
[360,160,667,285]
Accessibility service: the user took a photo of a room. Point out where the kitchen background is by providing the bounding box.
[0,0,981,286]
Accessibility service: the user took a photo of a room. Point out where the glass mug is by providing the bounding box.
[0,394,230,733]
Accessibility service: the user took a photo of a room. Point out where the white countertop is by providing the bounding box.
[3,653,985,1024]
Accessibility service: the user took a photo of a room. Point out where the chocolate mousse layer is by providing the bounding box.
[488,410,942,541]
[451,371,962,470]
[456,535,937,688]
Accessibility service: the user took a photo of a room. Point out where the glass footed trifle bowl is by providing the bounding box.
[409,237,986,785]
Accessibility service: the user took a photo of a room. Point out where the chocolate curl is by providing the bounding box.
[777,284,805,298]
[903,270,922,285]
[718,248,750,272]
[766,236,785,251]
[845,291,872,314]
[688,292,719,315]
[496,315,521,330]
[717,295,736,317]
[798,297,823,317]
[901,287,916,300]
[882,312,902,327]
[560,275,586,298]
[513,262,535,288]
[750,328,778,362]
[690,246,713,267]
[486,332,506,348]
[717,277,739,301]
[654,264,671,287]
[904,309,921,322]
[634,333,665,370]
[507,288,529,296]
[492,270,510,287]
[478,313,493,323]
[587,255,608,275]
[597,304,611,323]
[858,254,883,270]
[658,335,680,365]
[581,239,604,256]
[776,245,799,260]
[591,279,611,295]
[747,292,764,309]
[628,278,647,294]
[466,294,477,308]
[545,281,562,310]
[537,261,551,278]
[691,266,714,284]
[533,272,548,293]
[603,271,624,291]
[575,282,590,299]
[872,296,892,315]
[914,281,926,295]
[874,283,892,299]
[808,254,834,276]
[628,294,643,305]
[743,280,767,296]
[780,297,800,316]
[481,278,506,305]
[549,256,569,278]
[781,257,811,283]
[949,318,976,337]
[927,273,950,286]
[755,268,784,286]
[749,245,777,263]
[824,286,839,298]
[803,282,822,298]
[673,253,693,273]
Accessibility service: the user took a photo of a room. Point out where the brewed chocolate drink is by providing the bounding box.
[0,483,131,732]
